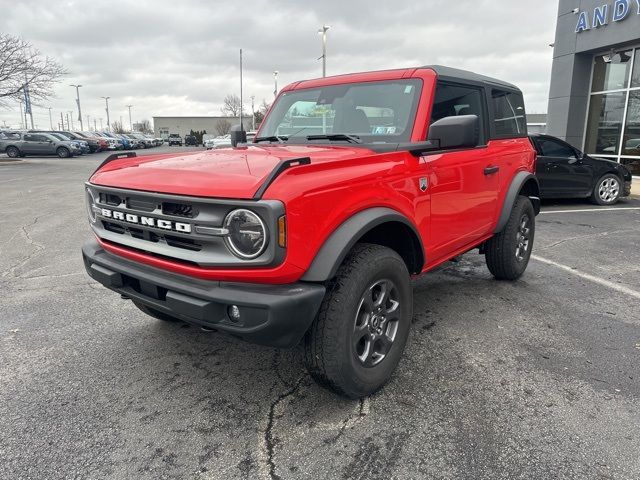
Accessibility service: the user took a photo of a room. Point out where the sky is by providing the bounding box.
[0,0,559,131]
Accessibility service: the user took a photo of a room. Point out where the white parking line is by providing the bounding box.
[532,255,640,301]
[541,207,640,214]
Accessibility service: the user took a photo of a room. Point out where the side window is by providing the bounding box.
[23,134,37,142]
[537,138,576,158]
[492,90,526,137]
[430,82,486,143]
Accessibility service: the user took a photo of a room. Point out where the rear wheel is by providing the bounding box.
[132,301,181,323]
[6,146,20,158]
[57,147,70,158]
[591,174,621,205]
[484,195,535,280]
[304,244,412,398]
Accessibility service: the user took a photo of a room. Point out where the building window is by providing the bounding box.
[585,48,640,175]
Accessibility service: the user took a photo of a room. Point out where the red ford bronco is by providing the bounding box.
[83,66,540,398]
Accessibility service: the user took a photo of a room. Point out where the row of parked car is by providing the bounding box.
[0,129,164,158]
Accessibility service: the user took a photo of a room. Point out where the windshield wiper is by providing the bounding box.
[306,134,362,144]
[254,135,288,143]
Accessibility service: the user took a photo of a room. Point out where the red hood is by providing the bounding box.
[90,145,376,199]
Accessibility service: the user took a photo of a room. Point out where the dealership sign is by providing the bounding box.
[576,0,640,32]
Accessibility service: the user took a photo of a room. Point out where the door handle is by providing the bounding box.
[484,166,499,175]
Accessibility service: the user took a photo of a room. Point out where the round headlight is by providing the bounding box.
[223,209,268,259]
[86,187,97,223]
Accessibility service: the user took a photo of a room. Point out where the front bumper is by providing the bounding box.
[82,238,326,348]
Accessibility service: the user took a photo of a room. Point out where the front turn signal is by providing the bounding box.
[278,216,286,248]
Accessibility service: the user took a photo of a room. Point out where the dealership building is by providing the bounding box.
[153,116,253,139]
[548,0,640,176]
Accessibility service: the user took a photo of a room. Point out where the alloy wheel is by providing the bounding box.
[353,279,401,367]
[598,178,620,203]
[515,214,531,262]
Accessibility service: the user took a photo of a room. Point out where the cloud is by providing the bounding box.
[0,0,558,130]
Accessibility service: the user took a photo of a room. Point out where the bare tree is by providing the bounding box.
[0,34,67,108]
[221,94,244,117]
[254,99,272,127]
[111,121,125,134]
[138,119,152,134]
[215,119,231,136]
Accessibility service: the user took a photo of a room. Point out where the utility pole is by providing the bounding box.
[273,71,278,98]
[318,25,330,77]
[126,105,133,132]
[101,96,110,131]
[250,95,255,130]
[48,107,53,130]
[70,84,83,130]
[240,48,243,131]
[67,111,74,130]
[19,99,24,129]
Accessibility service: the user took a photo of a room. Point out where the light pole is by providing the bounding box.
[66,112,70,131]
[70,84,83,130]
[318,25,330,77]
[86,115,90,131]
[101,96,111,131]
[250,95,255,130]
[47,107,53,130]
[273,71,278,98]
[19,99,24,129]
[67,111,74,130]
[126,105,133,132]
[99,118,103,130]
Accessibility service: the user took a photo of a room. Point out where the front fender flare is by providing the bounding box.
[301,207,424,282]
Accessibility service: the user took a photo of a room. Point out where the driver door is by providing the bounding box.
[534,136,593,196]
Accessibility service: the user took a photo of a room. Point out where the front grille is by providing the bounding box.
[88,184,284,268]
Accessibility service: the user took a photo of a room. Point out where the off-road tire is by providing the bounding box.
[304,243,412,398]
[57,147,70,158]
[132,301,181,323]
[6,146,20,158]
[485,195,535,280]
[591,173,621,205]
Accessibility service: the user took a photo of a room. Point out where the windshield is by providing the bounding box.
[50,133,68,141]
[258,79,422,144]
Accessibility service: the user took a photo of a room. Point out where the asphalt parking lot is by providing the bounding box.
[1,148,639,480]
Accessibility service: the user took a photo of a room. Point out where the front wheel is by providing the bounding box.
[57,147,70,158]
[6,146,20,158]
[304,243,412,398]
[484,195,535,280]
[591,174,621,205]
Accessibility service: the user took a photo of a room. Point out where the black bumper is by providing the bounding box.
[82,238,326,348]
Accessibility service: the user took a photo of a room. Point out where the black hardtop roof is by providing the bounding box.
[425,65,521,92]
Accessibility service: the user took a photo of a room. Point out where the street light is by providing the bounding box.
[47,107,53,130]
[101,96,111,131]
[70,84,83,130]
[273,71,279,98]
[126,105,133,132]
[317,25,330,77]
[67,111,74,130]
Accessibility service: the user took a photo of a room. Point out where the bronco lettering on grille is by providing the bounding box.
[99,208,192,233]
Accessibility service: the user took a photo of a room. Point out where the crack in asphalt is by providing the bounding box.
[1,216,45,278]
[263,377,305,480]
[325,397,370,445]
[538,229,637,251]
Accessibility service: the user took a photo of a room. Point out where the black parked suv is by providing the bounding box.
[530,134,633,205]
[184,134,197,146]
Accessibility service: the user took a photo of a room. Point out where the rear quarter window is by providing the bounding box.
[491,90,527,138]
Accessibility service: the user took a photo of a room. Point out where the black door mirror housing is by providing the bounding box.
[230,124,247,147]
[427,115,480,150]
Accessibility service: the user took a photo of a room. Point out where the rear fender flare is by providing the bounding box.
[495,172,540,233]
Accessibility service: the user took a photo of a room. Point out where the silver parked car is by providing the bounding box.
[0,131,81,158]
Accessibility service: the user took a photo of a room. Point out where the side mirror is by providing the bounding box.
[230,124,247,147]
[427,115,480,150]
